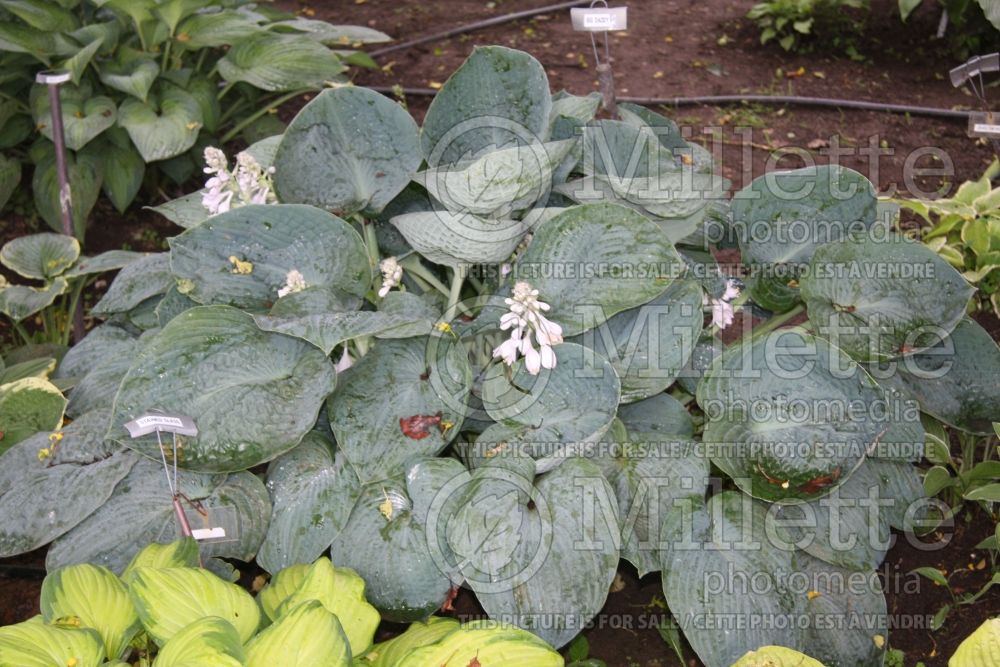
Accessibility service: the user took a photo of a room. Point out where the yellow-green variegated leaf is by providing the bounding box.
[0,277,68,323]
[272,557,380,655]
[950,617,1000,666]
[0,232,79,280]
[731,645,827,666]
[0,617,105,667]
[398,620,563,667]
[151,617,246,667]
[356,617,460,667]
[121,538,201,584]
[128,566,261,646]
[0,376,66,452]
[245,600,351,667]
[258,562,309,621]
[41,563,141,660]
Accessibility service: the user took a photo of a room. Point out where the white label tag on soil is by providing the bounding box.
[969,112,1000,138]
[570,7,627,32]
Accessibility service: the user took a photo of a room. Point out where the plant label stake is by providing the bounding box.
[36,69,85,343]
[950,53,1000,154]
[571,1,627,118]
[123,410,211,560]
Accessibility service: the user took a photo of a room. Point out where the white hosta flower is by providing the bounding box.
[201,146,277,215]
[334,347,354,373]
[277,269,307,298]
[703,278,741,330]
[492,281,563,375]
[378,256,403,297]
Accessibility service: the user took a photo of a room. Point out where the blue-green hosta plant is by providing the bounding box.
[0,45,997,666]
[0,540,563,665]
[0,0,389,238]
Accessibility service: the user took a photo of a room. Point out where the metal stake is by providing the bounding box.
[36,70,85,343]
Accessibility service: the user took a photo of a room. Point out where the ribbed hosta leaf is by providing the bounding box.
[218,32,345,91]
[98,50,158,101]
[273,86,421,215]
[245,600,351,667]
[0,376,66,452]
[151,617,245,667]
[91,252,172,316]
[118,84,203,162]
[0,277,67,323]
[391,210,530,268]
[0,232,79,280]
[0,618,104,667]
[108,305,336,472]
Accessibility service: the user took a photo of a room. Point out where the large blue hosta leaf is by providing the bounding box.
[697,328,887,503]
[732,165,879,313]
[169,204,369,312]
[273,86,421,215]
[661,492,887,667]
[108,305,336,472]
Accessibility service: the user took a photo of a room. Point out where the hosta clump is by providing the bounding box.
[0,540,561,665]
[0,45,997,667]
[0,0,390,236]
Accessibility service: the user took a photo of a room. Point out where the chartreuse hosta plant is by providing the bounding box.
[894,159,1000,318]
[0,45,998,667]
[0,0,389,237]
[0,540,562,666]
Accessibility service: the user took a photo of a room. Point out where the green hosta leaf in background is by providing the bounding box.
[329,464,462,622]
[33,88,116,152]
[253,291,437,356]
[218,32,344,91]
[245,600,351,667]
[421,46,551,166]
[41,563,141,660]
[0,617,105,667]
[101,131,146,213]
[697,328,885,503]
[266,557,379,655]
[129,566,261,645]
[118,84,203,162]
[98,49,159,102]
[63,249,147,278]
[480,342,620,467]
[0,153,21,212]
[257,433,361,574]
[800,235,973,362]
[273,87,421,215]
[731,645,826,666]
[356,616,460,667]
[450,458,619,649]
[390,209,530,268]
[0,276,68,322]
[874,317,1000,435]
[169,204,369,312]
[514,203,682,336]
[978,0,1000,29]
[416,139,575,217]
[327,336,471,483]
[0,376,66,452]
[0,410,137,557]
[0,21,58,62]
[122,538,200,583]
[661,492,887,667]
[175,9,263,48]
[268,18,391,44]
[55,323,139,417]
[0,356,55,384]
[151,616,246,667]
[47,459,269,574]
[90,252,172,316]
[0,0,78,31]
[32,149,102,238]
[109,306,336,472]
[570,278,703,403]
[398,620,564,667]
[0,232,79,280]
[951,616,1000,665]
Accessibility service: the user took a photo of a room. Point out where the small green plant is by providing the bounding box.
[910,563,1000,631]
[0,540,563,666]
[747,0,868,52]
[898,0,1000,59]
[895,160,1000,318]
[0,0,387,239]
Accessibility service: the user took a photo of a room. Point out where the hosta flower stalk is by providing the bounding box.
[202,147,277,215]
[493,281,563,375]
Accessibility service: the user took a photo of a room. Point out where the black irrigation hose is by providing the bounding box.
[364,0,973,121]
[368,0,591,57]
[371,86,973,120]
